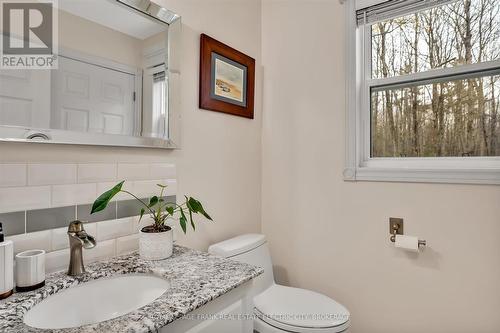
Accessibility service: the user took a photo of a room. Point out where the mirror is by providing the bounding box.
[0,0,181,148]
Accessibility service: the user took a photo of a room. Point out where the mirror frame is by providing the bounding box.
[0,0,182,149]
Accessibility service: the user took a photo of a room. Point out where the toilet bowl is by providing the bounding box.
[208,234,350,333]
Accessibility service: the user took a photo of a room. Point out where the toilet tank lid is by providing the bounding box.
[208,234,266,258]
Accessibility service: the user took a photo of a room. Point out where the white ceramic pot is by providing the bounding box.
[15,249,45,291]
[139,226,173,260]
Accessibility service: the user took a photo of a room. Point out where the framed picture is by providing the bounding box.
[199,34,255,119]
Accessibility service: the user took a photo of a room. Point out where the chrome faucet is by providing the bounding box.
[67,221,96,276]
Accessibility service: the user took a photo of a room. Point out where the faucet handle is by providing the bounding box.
[68,220,85,233]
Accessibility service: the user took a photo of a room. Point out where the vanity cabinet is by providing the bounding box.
[162,281,254,333]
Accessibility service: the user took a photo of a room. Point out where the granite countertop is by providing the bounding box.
[0,246,263,333]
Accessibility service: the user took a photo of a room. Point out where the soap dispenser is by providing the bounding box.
[0,223,14,299]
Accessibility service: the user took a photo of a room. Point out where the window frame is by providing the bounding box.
[344,0,500,185]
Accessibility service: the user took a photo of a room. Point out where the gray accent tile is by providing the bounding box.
[0,211,25,236]
[116,196,176,219]
[77,202,116,223]
[27,206,76,233]
[162,196,177,207]
[117,198,149,219]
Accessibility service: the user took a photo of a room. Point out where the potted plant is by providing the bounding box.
[90,181,212,260]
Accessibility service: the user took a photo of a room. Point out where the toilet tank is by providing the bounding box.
[208,234,274,295]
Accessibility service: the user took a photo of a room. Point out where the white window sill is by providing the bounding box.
[343,166,500,185]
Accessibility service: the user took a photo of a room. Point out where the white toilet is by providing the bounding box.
[208,234,350,333]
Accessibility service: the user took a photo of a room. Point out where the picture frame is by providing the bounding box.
[199,34,255,119]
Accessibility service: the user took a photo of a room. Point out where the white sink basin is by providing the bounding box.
[24,274,170,329]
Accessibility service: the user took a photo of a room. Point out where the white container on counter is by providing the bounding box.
[0,223,14,299]
[15,249,46,292]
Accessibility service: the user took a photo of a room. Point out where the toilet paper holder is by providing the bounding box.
[389,218,426,247]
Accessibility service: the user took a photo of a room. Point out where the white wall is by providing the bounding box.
[261,1,500,333]
[59,9,143,67]
[0,0,263,251]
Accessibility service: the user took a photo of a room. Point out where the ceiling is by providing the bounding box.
[58,0,166,40]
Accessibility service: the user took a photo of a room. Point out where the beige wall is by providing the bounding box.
[3,1,498,331]
[261,1,500,333]
[0,0,263,251]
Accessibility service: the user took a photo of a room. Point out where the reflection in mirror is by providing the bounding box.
[0,0,181,148]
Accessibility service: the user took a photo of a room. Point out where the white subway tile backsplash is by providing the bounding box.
[28,164,77,186]
[150,163,176,179]
[0,162,176,267]
[51,227,69,251]
[45,248,70,273]
[52,183,97,207]
[116,234,139,255]
[7,230,52,255]
[132,180,163,198]
[131,215,142,232]
[117,163,149,181]
[84,222,97,238]
[84,239,115,263]
[96,217,134,241]
[0,186,51,213]
[163,179,177,196]
[78,164,117,183]
[137,215,151,232]
[0,164,26,187]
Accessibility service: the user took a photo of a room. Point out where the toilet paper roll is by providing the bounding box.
[395,235,419,252]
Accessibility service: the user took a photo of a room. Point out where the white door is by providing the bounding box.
[0,69,51,129]
[51,56,136,135]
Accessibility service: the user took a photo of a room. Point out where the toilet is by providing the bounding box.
[208,234,350,333]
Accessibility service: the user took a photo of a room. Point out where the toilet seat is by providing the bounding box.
[253,284,350,333]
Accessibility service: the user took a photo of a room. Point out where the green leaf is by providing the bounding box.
[185,196,196,231]
[91,181,124,214]
[148,196,159,207]
[166,206,174,215]
[179,209,187,234]
[156,184,167,188]
[139,208,145,222]
[189,210,195,230]
[188,197,212,221]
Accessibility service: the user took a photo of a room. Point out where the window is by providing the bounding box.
[152,70,168,138]
[345,0,500,184]
[142,65,168,139]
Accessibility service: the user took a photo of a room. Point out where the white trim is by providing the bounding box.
[367,60,500,90]
[344,0,500,185]
[355,0,389,10]
[134,69,143,137]
[356,0,459,25]
[354,167,500,185]
[58,47,139,75]
[143,43,167,69]
[345,0,358,181]
[166,17,182,149]
[0,127,177,149]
